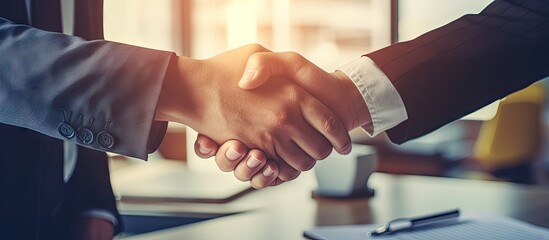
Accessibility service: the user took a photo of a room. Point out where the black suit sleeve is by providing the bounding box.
[366,0,549,144]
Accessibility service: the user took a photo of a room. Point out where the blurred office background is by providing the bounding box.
[103,0,549,185]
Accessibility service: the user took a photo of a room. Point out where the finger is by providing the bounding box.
[275,140,316,173]
[284,119,333,161]
[250,160,279,189]
[194,134,220,158]
[301,97,352,155]
[233,149,267,182]
[273,153,301,182]
[289,116,333,160]
[214,140,248,172]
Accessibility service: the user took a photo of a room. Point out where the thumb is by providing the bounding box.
[238,69,267,90]
[238,52,332,101]
[239,52,314,90]
[194,134,220,158]
[238,52,277,90]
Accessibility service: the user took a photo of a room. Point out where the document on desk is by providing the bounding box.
[304,213,549,240]
[111,160,252,203]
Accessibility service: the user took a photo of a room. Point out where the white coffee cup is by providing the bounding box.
[313,144,377,198]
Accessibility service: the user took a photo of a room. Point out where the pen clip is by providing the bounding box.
[367,209,460,237]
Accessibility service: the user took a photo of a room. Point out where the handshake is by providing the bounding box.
[154,44,372,189]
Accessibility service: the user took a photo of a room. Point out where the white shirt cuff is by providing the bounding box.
[81,209,118,227]
[337,57,408,136]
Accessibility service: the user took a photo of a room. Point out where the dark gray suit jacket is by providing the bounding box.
[0,0,173,159]
[367,0,549,144]
[0,0,175,238]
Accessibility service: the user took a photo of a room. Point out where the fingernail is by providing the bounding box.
[239,69,256,86]
[263,166,274,177]
[226,148,242,161]
[247,156,262,168]
[198,146,212,155]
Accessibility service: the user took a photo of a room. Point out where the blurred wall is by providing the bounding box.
[399,0,493,41]
[104,0,184,54]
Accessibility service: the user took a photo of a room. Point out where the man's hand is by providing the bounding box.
[155,45,352,184]
[238,51,371,130]
[195,51,371,188]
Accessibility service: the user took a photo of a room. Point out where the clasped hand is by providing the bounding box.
[158,44,368,188]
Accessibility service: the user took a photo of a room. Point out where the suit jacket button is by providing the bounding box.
[97,131,115,149]
[58,122,75,139]
[76,127,94,144]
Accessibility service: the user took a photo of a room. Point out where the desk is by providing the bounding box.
[120,172,549,240]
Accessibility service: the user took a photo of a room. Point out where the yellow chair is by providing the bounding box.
[473,83,546,170]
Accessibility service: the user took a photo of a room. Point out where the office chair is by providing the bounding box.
[472,83,546,183]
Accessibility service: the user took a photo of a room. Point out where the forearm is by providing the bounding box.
[154,55,205,128]
[0,17,173,159]
[367,0,549,143]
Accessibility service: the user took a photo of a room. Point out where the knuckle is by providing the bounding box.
[246,43,265,52]
[233,172,249,182]
[271,110,290,128]
[259,133,273,143]
[235,165,255,181]
[250,181,262,189]
[250,179,267,189]
[323,114,340,135]
[215,157,235,172]
[218,164,234,173]
[286,51,304,63]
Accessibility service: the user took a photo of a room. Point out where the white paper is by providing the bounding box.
[304,213,549,240]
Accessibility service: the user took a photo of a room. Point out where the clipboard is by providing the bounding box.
[304,213,549,240]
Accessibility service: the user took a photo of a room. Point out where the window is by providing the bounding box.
[191,0,391,70]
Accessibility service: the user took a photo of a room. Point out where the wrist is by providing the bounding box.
[155,56,206,127]
[331,71,371,130]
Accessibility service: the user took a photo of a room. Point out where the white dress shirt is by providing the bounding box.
[337,57,408,136]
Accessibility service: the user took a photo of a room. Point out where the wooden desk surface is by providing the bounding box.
[122,173,549,240]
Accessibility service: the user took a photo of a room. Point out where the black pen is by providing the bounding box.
[367,209,460,237]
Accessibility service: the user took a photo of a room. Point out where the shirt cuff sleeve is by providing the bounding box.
[81,209,118,227]
[337,57,408,136]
